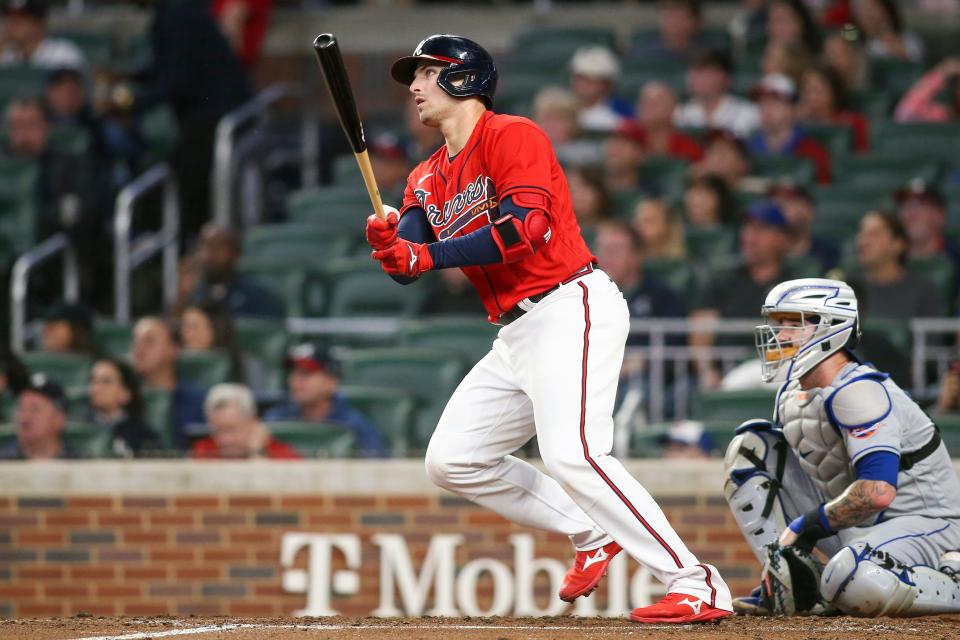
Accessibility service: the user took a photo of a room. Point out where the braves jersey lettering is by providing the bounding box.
[401,111,595,318]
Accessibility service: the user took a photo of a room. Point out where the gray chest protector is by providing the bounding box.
[777,380,854,500]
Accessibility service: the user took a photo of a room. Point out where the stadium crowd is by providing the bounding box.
[1,0,960,460]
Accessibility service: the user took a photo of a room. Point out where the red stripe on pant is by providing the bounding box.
[697,563,717,608]
[576,281,684,570]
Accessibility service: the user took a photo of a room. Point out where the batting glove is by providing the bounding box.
[365,206,400,251]
[372,237,433,278]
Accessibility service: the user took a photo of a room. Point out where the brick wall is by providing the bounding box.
[0,486,758,618]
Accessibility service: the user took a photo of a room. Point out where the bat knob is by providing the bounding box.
[314,33,336,50]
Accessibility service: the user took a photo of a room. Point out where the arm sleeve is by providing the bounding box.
[854,451,900,488]
[895,68,947,122]
[829,378,902,464]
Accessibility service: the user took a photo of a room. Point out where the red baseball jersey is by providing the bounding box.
[400,111,595,319]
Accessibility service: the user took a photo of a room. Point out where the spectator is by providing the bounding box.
[4,96,99,247]
[674,49,760,137]
[178,300,244,383]
[602,132,647,194]
[690,129,752,189]
[0,374,76,460]
[186,223,284,318]
[568,46,632,132]
[264,343,388,458]
[369,132,412,204]
[853,209,946,320]
[632,198,687,260]
[766,0,822,55]
[87,357,160,457]
[690,202,797,386]
[683,174,740,229]
[853,0,925,62]
[661,421,714,459]
[747,74,832,183]
[631,0,710,62]
[39,303,96,355]
[798,64,870,152]
[0,348,30,422]
[211,0,273,70]
[768,181,840,271]
[728,0,770,57]
[822,27,871,93]
[192,383,300,459]
[422,269,487,317]
[567,167,612,231]
[895,180,958,265]
[0,0,85,70]
[532,86,601,167]
[619,82,703,163]
[130,316,206,451]
[595,220,685,346]
[761,41,813,85]
[895,57,960,123]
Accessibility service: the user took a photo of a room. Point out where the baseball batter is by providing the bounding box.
[363,34,732,623]
[725,277,960,616]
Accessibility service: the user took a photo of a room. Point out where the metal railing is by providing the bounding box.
[911,318,960,396]
[114,163,179,323]
[9,233,79,353]
[211,84,318,228]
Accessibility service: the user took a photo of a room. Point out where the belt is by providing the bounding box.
[496,263,594,326]
[899,425,942,471]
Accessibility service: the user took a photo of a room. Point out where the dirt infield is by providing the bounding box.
[2,615,960,640]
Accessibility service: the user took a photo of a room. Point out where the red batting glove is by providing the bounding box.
[365,208,399,251]
[371,237,433,278]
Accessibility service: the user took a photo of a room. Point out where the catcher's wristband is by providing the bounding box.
[788,504,834,551]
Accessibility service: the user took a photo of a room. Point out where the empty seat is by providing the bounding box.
[339,385,418,456]
[20,352,93,388]
[684,226,737,266]
[340,348,468,451]
[93,320,133,358]
[511,27,617,62]
[399,318,498,365]
[176,351,231,389]
[870,121,960,163]
[286,187,372,230]
[244,223,353,262]
[236,257,327,317]
[265,421,356,458]
[324,258,426,318]
[690,388,777,428]
[834,155,941,190]
[233,317,289,394]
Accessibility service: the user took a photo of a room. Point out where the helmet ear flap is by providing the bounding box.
[846,317,861,350]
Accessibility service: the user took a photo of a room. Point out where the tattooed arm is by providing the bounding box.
[824,479,897,529]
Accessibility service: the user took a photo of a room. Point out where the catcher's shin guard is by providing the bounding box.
[821,543,960,616]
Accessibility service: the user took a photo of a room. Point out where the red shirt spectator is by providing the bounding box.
[211,0,272,69]
[895,58,960,124]
[191,435,301,459]
[620,81,703,163]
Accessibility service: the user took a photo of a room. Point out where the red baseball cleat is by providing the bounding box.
[559,541,622,602]
[630,592,733,624]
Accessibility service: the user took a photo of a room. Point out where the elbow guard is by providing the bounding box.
[490,209,551,263]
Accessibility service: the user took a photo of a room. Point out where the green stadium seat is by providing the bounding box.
[244,223,353,262]
[690,388,777,428]
[176,351,231,389]
[50,30,114,67]
[684,226,737,266]
[853,88,894,119]
[139,105,179,165]
[641,157,689,200]
[907,255,956,304]
[20,352,93,388]
[93,320,133,358]
[630,425,669,458]
[871,58,925,95]
[834,155,941,191]
[286,187,373,228]
[339,385,418,456]
[324,258,426,318]
[511,27,617,62]
[644,257,699,300]
[803,123,854,158]
[870,122,960,163]
[142,388,173,450]
[0,66,47,108]
[0,158,40,251]
[340,348,468,451]
[233,317,289,394]
[265,421,356,458]
[236,257,327,317]
[399,318,498,364]
[62,421,113,458]
[751,156,816,185]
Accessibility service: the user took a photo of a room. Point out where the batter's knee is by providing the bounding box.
[423,441,479,491]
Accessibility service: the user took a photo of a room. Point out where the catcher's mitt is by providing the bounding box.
[760,543,824,615]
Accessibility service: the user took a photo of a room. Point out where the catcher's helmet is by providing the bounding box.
[391,35,497,107]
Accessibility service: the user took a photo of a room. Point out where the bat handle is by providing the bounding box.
[355,150,386,220]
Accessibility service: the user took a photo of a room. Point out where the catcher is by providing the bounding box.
[724,277,960,616]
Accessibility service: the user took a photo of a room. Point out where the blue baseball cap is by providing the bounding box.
[746,201,791,233]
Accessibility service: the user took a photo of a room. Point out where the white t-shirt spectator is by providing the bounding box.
[0,37,86,70]
[674,94,760,137]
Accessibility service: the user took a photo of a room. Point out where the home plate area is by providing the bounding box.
[3,616,960,640]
